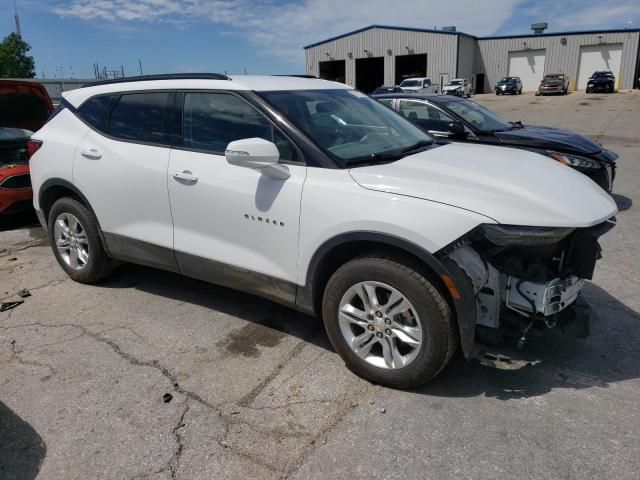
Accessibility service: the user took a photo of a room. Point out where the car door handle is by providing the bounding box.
[172,170,198,183]
[81,148,102,160]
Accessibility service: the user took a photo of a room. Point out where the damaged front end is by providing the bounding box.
[440,219,616,360]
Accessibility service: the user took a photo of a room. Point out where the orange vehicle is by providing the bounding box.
[0,80,54,215]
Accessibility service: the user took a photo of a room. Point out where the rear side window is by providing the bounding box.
[78,95,115,131]
[182,92,298,161]
[108,92,170,144]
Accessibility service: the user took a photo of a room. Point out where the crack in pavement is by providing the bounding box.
[2,319,374,478]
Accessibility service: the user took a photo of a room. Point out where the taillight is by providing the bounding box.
[27,139,43,158]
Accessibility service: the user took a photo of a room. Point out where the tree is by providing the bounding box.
[0,33,36,78]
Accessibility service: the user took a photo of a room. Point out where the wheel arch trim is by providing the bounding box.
[38,178,110,254]
[297,231,477,358]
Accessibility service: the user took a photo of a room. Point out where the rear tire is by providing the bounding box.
[322,255,457,389]
[47,197,118,284]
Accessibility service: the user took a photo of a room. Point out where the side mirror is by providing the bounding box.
[225,137,290,180]
[447,121,467,138]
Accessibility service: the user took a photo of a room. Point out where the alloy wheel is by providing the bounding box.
[53,212,89,270]
[338,281,423,369]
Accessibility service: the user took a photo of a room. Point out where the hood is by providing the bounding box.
[349,143,616,228]
[588,77,613,84]
[443,85,462,91]
[494,124,602,155]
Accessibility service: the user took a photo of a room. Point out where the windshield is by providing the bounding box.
[444,99,512,132]
[543,75,563,83]
[447,80,462,86]
[260,89,434,166]
[499,77,517,83]
[399,80,421,87]
[593,71,613,78]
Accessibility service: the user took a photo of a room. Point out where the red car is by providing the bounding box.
[0,80,54,215]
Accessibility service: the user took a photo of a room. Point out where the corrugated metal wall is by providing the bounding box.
[456,35,476,80]
[477,31,640,92]
[305,27,458,87]
[305,28,640,93]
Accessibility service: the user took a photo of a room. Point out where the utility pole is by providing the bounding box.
[13,0,22,38]
[138,59,143,76]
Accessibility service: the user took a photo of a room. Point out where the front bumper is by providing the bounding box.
[537,85,564,94]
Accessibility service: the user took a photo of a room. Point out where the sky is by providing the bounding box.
[1,0,639,79]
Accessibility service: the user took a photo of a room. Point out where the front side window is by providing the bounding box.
[108,92,170,144]
[182,92,297,161]
[444,99,512,132]
[260,89,434,166]
[398,100,454,131]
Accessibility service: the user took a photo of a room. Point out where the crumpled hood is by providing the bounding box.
[495,124,602,155]
[443,85,461,91]
[349,143,617,227]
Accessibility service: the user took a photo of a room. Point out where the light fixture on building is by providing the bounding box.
[347,52,353,59]
[523,41,527,49]
[387,49,393,56]
[560,37,567,45]
[363,48,373,57]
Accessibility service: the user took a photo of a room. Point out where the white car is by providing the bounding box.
[398,77,439,93]
[28,74,617,388]
[443,78,472,97]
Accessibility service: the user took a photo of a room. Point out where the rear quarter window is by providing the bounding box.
[107,92,170,144]
[77,95,116,131]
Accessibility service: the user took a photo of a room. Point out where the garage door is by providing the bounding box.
[576,44,622,90]
[508,49,546,91]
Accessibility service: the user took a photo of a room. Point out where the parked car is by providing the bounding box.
[536,73,569,95]
[0,80,54,216]
[30,74,617,389]
[0,127,33,215]
[495,76,522,95]
[443,78,471,97]
[0,79,54,131]
[371,86,404,95]
[372,93,617,192]
[586,71,615,93]
[398,77,433,92]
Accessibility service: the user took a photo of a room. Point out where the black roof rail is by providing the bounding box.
[272,74,318,79]
[82,73,231,88]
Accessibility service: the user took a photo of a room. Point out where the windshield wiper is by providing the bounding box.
[345,151,404,166]
[400,139,434,155]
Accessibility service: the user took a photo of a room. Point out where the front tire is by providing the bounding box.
[322,256,457,389]
[48,197,117,283]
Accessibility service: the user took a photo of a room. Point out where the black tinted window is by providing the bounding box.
[182,92,297,161]
[108,93,169,144]
[78,95,115,131]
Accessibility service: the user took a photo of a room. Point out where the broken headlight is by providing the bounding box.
[481,224,574,246]
[545,151,600,169]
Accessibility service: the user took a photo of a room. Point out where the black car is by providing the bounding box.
[371,86,404,95]
[373,93,617,192]
[495,76,522,95]
[586,71,615,93]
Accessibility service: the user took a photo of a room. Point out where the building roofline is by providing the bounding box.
[478,28,640,40]
[303,24,476,49]
[304,25,640,50]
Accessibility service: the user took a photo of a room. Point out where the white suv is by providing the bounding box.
[29,74,617,388]
[443,78,472,97]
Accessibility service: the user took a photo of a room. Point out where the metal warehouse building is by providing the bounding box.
[304,25,640,93]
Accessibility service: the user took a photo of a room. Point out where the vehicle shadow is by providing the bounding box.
[612,193,633,212]
[418,282,640,400]
[0,209,39,232]
[0,401,47,480]
[100,263,331,350]
[101,266,639,400]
